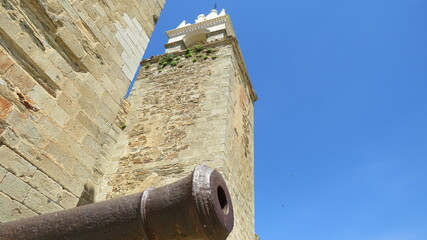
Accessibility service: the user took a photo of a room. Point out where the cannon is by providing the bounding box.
[0,165,234,240]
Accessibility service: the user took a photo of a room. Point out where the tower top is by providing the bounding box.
[165,9,236,53]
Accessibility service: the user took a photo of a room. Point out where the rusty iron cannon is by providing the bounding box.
[0,165,234,240]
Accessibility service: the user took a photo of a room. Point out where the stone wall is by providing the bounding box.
[0,0,164,222]
[101,38,257,239]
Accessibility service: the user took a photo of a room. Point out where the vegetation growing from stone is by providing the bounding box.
[206,48,214,54]
[195,44,203,52]
[204,47,218,60]
[185,48,194,58]
[155,46,218,72]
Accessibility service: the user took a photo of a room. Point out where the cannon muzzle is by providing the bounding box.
[0,165,234,240]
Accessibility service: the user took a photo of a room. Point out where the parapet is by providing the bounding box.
[165,9,236,53]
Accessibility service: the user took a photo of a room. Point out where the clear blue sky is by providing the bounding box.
[141,1,427,239]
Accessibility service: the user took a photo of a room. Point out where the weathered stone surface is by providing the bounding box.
[0,4,256,239]
[23,189,63,214]
[4,64,36,94]
[0,145,37,182]
[0,0,165,222]
[0,192,13,223]
[0,127,21,148]
[29,171,62,202]
[0,191,12,211]
[58,189,79,209]
[0,166,7,182]
[0,96,12,120]
[0,50,14,74]
[0,173,31,202]
[0,200,37,223]
[102,40,256,240]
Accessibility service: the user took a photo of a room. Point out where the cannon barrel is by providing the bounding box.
[0,165,234,240]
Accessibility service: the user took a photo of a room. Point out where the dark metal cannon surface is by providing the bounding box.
[0,165,234,240]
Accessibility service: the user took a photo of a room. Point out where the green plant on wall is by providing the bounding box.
[156,53,182,72]
[185,48,193,58]
[195,44,203,52]
[153,46,219,72]
[205,48,215,54]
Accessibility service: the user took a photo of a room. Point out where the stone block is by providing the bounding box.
[0,199,37,223]
[115,28,132,55]
[4,106,28,130]
[79,55,101,79]
[58,0,79,20]
[0,49,14,74]
[57,93,80,118]
[34,153,84,196]
[96,101,116,121]
[24,189,63,214]
[76,111,99,137]
[72,164,91,183]
[0,126,21,147]
[0,173,31,202]
[44,66,63,85]
[56,27,86,59]
[4,63,36,94]
[0,96,12,121]
[0,166,7,182]
[13,34,40,58]
[27,85,56,113]
[56,133,96,170]
[0,11,21,43]
[0,145,36,182]
[18,121,46,148]
[64,117,89,143]
[15,141,84,196]
[36,116,62,139]
[101,25,114,45]
[77,97,97,119]
[82,2,100,20]
[82,135,101,158]
[60,76,81,101]
[58,189,79,209]
[45,142,78,171]
[48,50,73,76]
[102,92,121,112]
[0,191,12,213]
[84,74,105,98]
[29,171,62,201]
[123,13,140,42]
[0,76,5,86]
[48,104,70,127]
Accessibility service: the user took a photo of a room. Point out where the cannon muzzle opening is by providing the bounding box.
[0,165,234,240]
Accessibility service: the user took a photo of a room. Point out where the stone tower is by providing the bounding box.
[101,9,258,239]
[0,1,165,222]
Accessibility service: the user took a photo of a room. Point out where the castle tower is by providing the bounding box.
[0,1,165,222]
[101,9,257,239]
